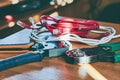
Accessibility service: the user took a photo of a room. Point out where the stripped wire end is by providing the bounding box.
[17,21,31,29]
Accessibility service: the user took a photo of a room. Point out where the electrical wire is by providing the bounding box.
[17,15,120,46]
[17,19,72,50]
[30,25,119,46]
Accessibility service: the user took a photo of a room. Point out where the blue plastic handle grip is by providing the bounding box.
[0,51,42,71]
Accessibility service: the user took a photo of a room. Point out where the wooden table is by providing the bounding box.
[0,21,120,80]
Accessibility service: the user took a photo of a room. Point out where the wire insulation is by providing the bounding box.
[17,15,120,46]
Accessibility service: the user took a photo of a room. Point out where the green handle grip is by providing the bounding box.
[99,42,120,52]
[114,52,120,62]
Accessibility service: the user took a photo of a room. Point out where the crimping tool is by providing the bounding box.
[0,27,70,71]
[0,27,71,71]
[0,39,70,71]
[65,42,120,64]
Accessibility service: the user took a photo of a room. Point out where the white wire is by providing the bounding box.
[30,31,73,50]
[30,25,120,46]
[29,17,36,28]
[17,18,72,50]
[17,17,120,46]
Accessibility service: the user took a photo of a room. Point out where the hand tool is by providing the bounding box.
[0,27,70,71]
[0,39,70,71]
[65,42,120,64]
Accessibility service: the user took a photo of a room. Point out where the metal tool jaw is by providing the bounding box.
[30,40,71,58]
[43,47,69,58]
[29,43,69,61]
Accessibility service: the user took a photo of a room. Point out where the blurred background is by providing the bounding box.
[0,0,120,39]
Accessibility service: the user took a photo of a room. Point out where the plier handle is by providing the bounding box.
[65,42,120,64]
[0,41,69,71]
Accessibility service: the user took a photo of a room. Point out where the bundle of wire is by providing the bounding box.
[17,18,72,50]
[17,15,120,46]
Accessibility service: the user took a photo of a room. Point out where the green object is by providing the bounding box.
[99,42,120,63]
[99,42,120,52]
[114,52,120,62]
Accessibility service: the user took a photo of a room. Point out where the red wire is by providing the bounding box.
[40,15,109,39]
[17,21,41,30]
[18,15,109,39]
